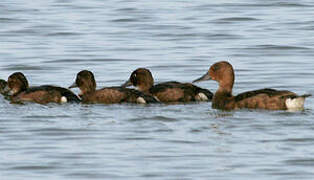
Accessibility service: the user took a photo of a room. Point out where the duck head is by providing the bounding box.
[0,79,7,95]
[193,61,235,93]
[6,72,29,96]
[122,68,154,93]
[69,70,96,96]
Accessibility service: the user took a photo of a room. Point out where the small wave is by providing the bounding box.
[154,32,198,38]
[111,18,138,23]
[27,127,90,132]
[10,165,57,170]
[217,17,259,22]
[198,2,309,8]
[9,29,38,34]
[165,139,200,144]
[285,158,314,166]
[282,138,314,142]
[45,58,132,64]
[235,2,309,7]
[206,33,242,40]
[46,32,81,36]
[0,17,26,23]
[24,115,71,119]
[128,115,178,122]
[123,137,154,141]
[250,44,310,50]
[1,65,43,71]
[115,8,138,12]
[260,138,314,143]
[270,2,309,7]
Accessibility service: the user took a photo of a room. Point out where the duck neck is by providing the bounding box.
[11,84,26,96]
[137,86,149,94]
[215,78,234,97]
[86,89,95,95]
[217,84,232,95]
[217,68,234,94]
[80,85,96,97]
[138,82,153,94]
[85,77,97,95]
[213,83,233,109]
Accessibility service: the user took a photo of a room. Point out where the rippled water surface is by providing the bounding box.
[1,0,314,179]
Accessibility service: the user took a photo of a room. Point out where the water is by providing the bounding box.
[1,0,314,179]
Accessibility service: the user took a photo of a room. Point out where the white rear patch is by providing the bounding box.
[137,97,146,104]
[285,97,305,111]
[60,96,68,103]
[196,93,208,101]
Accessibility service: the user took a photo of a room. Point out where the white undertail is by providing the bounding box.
[137,97,146,104]
[196,92,208,101]
[285,97,306,111]
[60,96,68,103]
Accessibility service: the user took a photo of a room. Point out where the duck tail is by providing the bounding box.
[300,94,311,98]
[285,94,311,111]
[196,88,213,101]
[60,91,81,103]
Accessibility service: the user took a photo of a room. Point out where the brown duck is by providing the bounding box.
[122,68,213,103]
[69,70,158,104]
[0,79,7,95]
[5,72,80,104]
[193,61,310,110]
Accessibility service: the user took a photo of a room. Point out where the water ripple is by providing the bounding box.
[1,1,314,180]
[1,65,45,71]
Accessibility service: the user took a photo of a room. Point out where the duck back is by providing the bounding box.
[150,81,212,103]
[213,88,308,110]
[12,85,80,104]
[123,88,159,104]
[81,87,159,104]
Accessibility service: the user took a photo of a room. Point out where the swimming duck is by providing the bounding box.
[6,72,80,104]
[122,68,213,103]
[69,70,158,104]
[0,79,7,95]
[193,61,310,110]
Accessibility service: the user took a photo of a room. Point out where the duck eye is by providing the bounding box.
[131,73,137,85]
[131,73,137,80]
[213,64,220,71]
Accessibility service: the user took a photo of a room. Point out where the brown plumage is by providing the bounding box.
[193,61,310,110]
[69,70,158,104]
[6,72,80,104]
[122,68,213,103]
[0,79,7,95]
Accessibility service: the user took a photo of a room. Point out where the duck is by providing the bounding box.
[5,72,80,104]
[0,79,7,95]
[122,68,213,103]
[193,61,310,110]
[69,70,159,104]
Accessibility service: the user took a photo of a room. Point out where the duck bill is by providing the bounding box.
[3,85,10,93]
[192,73,211,83]
[2,85,13,96]
[121,79,132,88]
[69,82,78,89]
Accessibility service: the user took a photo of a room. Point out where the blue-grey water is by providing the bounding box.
[1,0,314,179]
